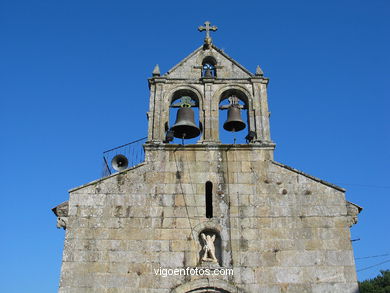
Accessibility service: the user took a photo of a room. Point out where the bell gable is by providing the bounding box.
[165,45,254,79]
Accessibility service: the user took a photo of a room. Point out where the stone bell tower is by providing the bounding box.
[147,22,271,146]
[53,22,361,292]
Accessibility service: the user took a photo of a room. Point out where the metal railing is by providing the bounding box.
[102,137,147,177]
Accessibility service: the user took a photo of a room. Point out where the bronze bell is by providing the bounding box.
[204,68,213,78]
[171,107,201,139]
[223,106,246,132]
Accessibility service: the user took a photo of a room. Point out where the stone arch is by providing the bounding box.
[202,55,217,65]
[192,219,223,236]
[163,85,204,141]
[167,86,203,105]
[171,279,246,293]
[196,51,219,65]
[211,85,254,141]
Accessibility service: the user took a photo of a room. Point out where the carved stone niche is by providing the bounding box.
[52,201,69,230]
[198,229,222,267]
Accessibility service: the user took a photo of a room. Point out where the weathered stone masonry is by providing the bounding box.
[54,24,361,293]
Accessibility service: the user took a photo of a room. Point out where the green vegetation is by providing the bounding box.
[359,270,390,293]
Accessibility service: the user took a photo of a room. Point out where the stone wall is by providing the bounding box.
[58,144,359,292]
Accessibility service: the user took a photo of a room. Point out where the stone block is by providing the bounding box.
[274,267,304,283]
[159,252,185,267]
[324,250,354,266]
[311,282,359,293]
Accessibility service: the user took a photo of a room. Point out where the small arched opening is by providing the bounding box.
[218,89,249,144]
[205,181,213,218]
[167,89,202,144]
[202,56,217,78]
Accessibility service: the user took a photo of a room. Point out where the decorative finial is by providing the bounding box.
[219,95,244,110]
[198,21,218,49]
[228,96,240,107]
[152,64,160,76]
[255,65,264,76]
[170,96,196,108]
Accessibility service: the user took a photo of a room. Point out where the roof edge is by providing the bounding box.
[68,162,147,193]
[211,44,254,77]
[164,45,204,76]
[347,201,363,212]
[271,161,346,192]
[164,43,256,77]
[51,201,68,217]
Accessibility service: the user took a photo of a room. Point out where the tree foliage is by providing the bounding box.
[359,270,390,293]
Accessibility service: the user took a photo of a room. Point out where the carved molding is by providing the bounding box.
[346,201,362,227]
[56,217,68,230]
[52,201,69,230]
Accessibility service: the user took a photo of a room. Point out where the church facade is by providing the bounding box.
[53,22,361,292]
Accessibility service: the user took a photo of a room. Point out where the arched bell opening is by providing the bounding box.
[166,89,202,144]
[218,89,249,144]
[202,56,217,78]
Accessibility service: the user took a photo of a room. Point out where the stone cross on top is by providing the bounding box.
[198,21,217,48]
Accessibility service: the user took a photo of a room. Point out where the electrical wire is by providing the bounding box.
[356,253,390,260]
[357,259,390,272]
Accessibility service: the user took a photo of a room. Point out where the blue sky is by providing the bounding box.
[0,0,389,291]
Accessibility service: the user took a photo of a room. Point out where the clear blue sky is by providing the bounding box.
[1,0,389,291]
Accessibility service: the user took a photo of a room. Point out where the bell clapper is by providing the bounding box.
[182,134,185,145]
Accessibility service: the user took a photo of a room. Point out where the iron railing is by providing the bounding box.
[102,137,147,177]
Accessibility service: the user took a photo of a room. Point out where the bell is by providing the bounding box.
[204,68,213,78]
[223,106,246,132]
[171,107,201,139]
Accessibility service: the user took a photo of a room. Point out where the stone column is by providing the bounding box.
[147,82,156,142]
[203,79,218,142]
[259,81,271,142]
[151,79,166,142]
[251,78,264,142]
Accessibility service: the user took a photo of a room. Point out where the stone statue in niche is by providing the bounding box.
[201,233,218,263]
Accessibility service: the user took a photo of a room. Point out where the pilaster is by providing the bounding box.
[259,81,271,142]
[202,78,218,142]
